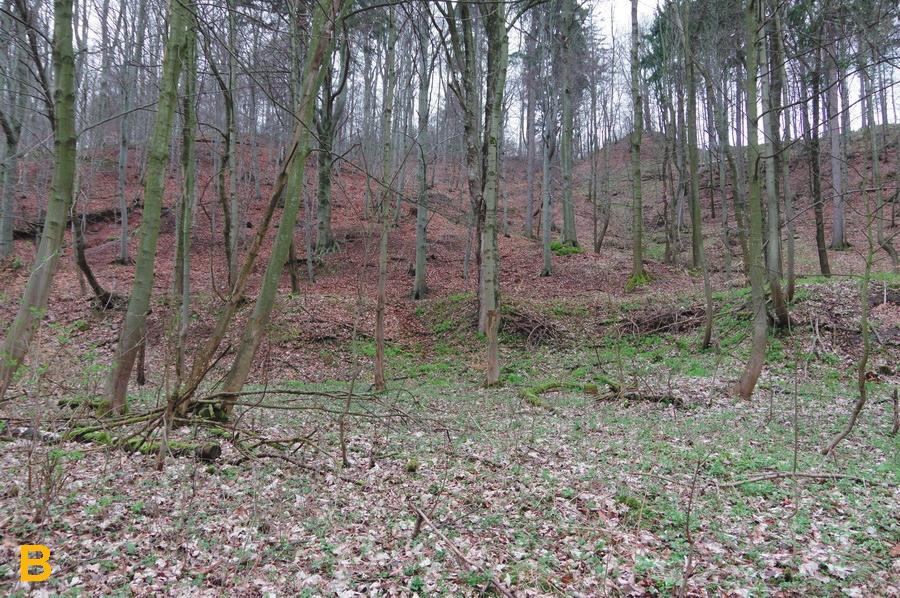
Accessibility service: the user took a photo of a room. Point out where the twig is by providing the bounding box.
[678,456,707,598]
[891,388,898,437]
[409,502,515,598]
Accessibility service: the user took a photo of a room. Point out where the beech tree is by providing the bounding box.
[0,0,77,399]
[736,0,767,400]
[628,0,645,288]
[412,6,433,300]
[104,0,190,414]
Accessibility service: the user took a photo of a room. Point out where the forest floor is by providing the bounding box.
[1,129,899,595]
[1,274,898,596]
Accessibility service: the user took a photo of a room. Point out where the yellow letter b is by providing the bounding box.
[20,544,52,582]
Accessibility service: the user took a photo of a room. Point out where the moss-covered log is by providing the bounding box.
[1,420,220,461]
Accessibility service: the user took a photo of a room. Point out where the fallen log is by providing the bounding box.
[13,207,126,240]
[594,375,683,406]
[0,420,220,461]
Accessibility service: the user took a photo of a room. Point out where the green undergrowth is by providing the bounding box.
[6,278,896,597]
[625,270,653,291]
[550,240,584,256]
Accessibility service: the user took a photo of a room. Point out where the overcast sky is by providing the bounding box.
[592,0,659,38]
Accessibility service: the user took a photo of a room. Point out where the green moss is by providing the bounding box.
[550,240,584,256]
[625,271,652,292]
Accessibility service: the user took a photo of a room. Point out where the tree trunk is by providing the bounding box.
[559,0,577,248]
[480,1,508,387]
[0,18,25,261]
[540,92,554,277]
[760,14,789,327]
[680,7,713,348]
[0,0,78,400]
[103,0,189,414]
[736,0,768,400]
[826,29,847,250]
[412,15,430,300]
[628,0,645,287]
[524,16,537,237]
[174,11,198,389]
[774,10,795,299]
[802,61,831,277]
[214,0,348,415]
[374,8,397,392]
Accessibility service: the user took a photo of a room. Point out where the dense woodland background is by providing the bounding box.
[0,0,898,594]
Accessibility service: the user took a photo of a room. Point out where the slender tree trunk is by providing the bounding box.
[760,16,789,327]
[174,12,197,389]
[374,8,397,392]
[212,0,348,416]
[559,0,577,247]
[705,79,731,276]
[826,30,847,250]
[480,1,508,387]
[412,16,430,300]
[315,59,342,254]
[0,130,21,261]
[802,62,831,276]
[226,0,239,282]
[116,110,130,263]
[0,0,78,399]
[774,10,795,299]
[681,8,713,348]
[540,93,554,277]
[628,0,645,287]
[524,16,537,237]
[103,0,189,413]
[0,20,26,261]
[681,10,702,271]
[736,0,768,400]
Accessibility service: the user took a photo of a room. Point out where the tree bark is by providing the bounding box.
[802,60,831,277]
[174,10,198,388]
[760,12,790,327]
[628,0,645,287]
[480,0,508,387]
[559,0,577,248]
[826,26,847,250]
[103,0,189,413]
[215,0,348,415]
[0,0,78,399]
[680,6,713,348]
[412,13,431,300]
[736,0,768,400]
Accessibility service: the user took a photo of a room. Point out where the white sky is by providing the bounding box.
[592,0,659,39]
